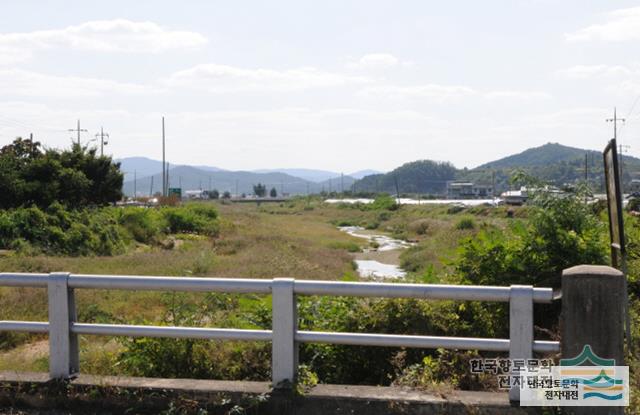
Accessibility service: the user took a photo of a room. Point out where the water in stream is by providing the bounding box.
[338,226,413,280]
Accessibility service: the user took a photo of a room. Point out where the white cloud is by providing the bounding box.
[557,64,632,79]
[0,69,160,97]
[359,84,476,100]
[0,46,31,65]
[359,84,550,101]
[164,64,371,92]
[483,90,551,100]
[566,7,640,42]
[0,19,207,57]
[346,53,401,69]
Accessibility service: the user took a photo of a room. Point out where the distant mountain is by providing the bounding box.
[252,168,341,183]
[122,165,359,197]
[116,157,224,182]
[349,169,384,179]
[477,143,593,169]
[464,142,640,192]
[477,142,640,169]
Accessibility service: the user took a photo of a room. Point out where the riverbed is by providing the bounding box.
[339,226,413,280]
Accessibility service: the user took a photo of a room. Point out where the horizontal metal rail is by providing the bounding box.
[0,272,561,397]
[294,280,554,303]
[296,331,560,353]
[68,275,272,293]
[0,273,49,287]
[71,323,272,341]
[0,321,49,333]
[0,273,554,303]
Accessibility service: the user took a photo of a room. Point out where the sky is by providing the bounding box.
[1,1,640,173]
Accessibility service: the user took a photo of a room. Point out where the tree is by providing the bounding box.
[222,191,231,199]
[208,189,220,199]
[270,187,277,198]
[253,183,267,197]
[0,138,123,209]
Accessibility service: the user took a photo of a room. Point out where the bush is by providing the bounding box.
[455,186,607,289]
[327,241,361,253]
[369,194,399,211]
[0,203,126,256]
[409,219,431,235]
[455,217,475,230]
[160,204,219,236]
[0,203,220,256]
[118,208,165,243]
[447,205,465,214]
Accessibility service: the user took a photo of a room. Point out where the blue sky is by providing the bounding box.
[1,1,640,172]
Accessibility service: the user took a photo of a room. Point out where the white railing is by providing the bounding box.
[0,272,559,400]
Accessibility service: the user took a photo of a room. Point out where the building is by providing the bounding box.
[446,181,494,199]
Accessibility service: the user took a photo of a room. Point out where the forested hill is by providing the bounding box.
[478,143,596,169]
[353,143,640,195]
[354,160,457,194]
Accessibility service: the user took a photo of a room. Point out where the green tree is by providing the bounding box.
[270,187,277,198]
[253,183,267,197]
[0,138,123,209]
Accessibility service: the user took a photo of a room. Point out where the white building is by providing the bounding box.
[446,181,494,199]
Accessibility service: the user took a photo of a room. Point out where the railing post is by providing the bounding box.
[562,265,625,415]
[509,284,533,402]
[272,278,298,388]
[48,272,79,379]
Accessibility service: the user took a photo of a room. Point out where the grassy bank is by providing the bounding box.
[1,196,635,400]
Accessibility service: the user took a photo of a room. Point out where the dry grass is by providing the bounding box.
[0,199,514,375]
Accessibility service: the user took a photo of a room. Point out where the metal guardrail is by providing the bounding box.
[0,272,559,400]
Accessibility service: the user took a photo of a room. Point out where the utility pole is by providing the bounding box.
[199,179,202,190]
[162,117,166,197]
[394,173,401,205]
[150,176,154,196]
[166,162,170,192]
[134,170,137,198]
[95,127,109,156]
[179,176,182,189]
[235,180,239,199]
[68,120,87,146]
[584,153,588,182]
[492,170,496,199]
[606,108,627,191]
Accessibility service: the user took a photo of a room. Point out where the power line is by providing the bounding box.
[94,127,109,156]
[68,120,87,146]
[618,94,640,137]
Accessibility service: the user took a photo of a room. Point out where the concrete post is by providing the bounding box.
[272,278,298,388]
[48,272,79,379]
[562,265,625,415]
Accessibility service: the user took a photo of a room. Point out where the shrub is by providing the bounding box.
[327,241,361,253]
[409,219,431,235]
[0,203,126,256]
[118,208,165,244]
[455,217,475,230]
[160,204,219,236]
[447,205,465,214]
[369,194,398,211]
